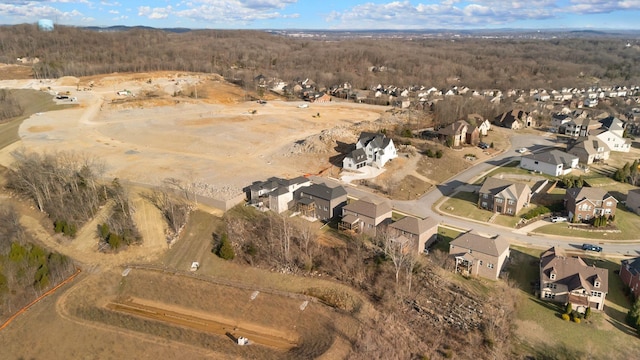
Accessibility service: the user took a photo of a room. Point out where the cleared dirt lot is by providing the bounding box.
[0,72,387,200]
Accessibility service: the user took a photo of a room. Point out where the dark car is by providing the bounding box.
[478,142,489,149]
[582,243,603,252]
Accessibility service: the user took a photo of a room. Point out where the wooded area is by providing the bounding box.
[0,205,75,320]
[0,25,638,90]
[0,90,24,122]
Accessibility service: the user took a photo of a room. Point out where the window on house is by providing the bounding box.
[508,199,515,205]
[544,293,556,299]
[606,201,612,206]
[594,281,600,288]
[507,208,513,214]
[483,194,488,199]
[487,263,494,269]
[496,198,503,204]
[550,273,556,280]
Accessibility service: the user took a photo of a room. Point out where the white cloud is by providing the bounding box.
[173,0,299,24]
[327,0,640,29]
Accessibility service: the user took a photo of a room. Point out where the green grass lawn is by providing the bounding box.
[433,226,464,252]
[440,191,493,222]
[534,205,640,240]
[507,246,640,359]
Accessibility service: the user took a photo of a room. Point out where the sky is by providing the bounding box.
[1,0,639,30]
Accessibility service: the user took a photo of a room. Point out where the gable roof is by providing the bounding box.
[523,149,578,166]
[568,136,611,155]
[450,233,510,257]
[599,116,625,132]
[622,257,640,277]
[478,177,530,200]
[343,197,392,218]
[389,216,438,235]
[540,247,609,293]
[347,148,367,163]
[438,120,469,136]
[495,109,527,127]
[565,187,617,203]
[297,183,347,201]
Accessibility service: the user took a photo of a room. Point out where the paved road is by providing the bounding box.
[315,133,640,258]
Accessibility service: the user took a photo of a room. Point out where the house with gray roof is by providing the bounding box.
[540,247,608,312]
[449,233,510,280]
[343,132,397,171]
[388,216,439,253]
[567,136,610,164]
[478,177,531,216]
[295,183,347,221]
[339,197,392,235]
[564,187,617,222]
[246,176,311,213]
[520,149,579,176]
[625,188,640,215]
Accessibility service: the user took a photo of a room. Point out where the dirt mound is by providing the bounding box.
[56,76,80,86]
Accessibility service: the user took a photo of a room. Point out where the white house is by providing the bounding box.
[520,149,579,176]
[343,132,397,171]
[594,129,631,153]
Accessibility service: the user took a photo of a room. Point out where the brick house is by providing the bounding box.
[449,233,510,280]
[437,120,469,147]
[540,247,608,312]
[478,177,531,216]
[620,258,640,300]
[564,187,617,222]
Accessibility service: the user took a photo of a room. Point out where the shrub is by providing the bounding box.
[435,150,443,158]
[565,303,572,314]
[401,128,413,138]
[561,313,570,321]
[585,307,591,320]
[573,317,581,324]
[216,233,235,260]
[522,206,551,220]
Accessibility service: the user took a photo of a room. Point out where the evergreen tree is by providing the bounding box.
[565,302,573,315]
[217,233,235,260]
[627,298,640,330]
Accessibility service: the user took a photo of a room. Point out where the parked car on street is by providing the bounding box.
[582,243,603,252]
[478,142,489,149]
[516,147,527,153]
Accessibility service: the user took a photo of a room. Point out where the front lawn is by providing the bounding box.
[439,191,493,222]
[507,246,640,359]
[534,205,640,240]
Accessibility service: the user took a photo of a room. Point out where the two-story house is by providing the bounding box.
[540,247,608,312]
[339,197,392,235]
[564,187,617,222]
[620,257,640,300]
[493,109,533,129]
[295,183,348,221]
[449,233,510,280]
[437,120,469,147]
[343,132,398,171]
[246,176,311,212]
[567,136,611,164]
[388,216,439,253]
[478,177,532,216]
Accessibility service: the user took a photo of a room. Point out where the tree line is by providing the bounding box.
[0,205,75,320]
[0,89,24,122]
[0,24,638,91]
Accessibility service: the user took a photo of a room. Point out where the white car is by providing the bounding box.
[550,216,567,223]
[516,148,527,153]
[298,103,309,108]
